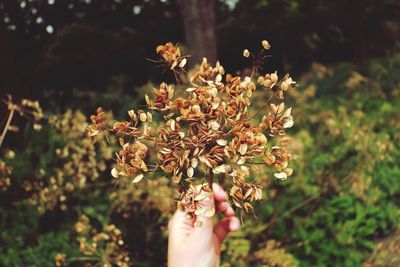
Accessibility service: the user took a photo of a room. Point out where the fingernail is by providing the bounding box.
[230,219,240,230]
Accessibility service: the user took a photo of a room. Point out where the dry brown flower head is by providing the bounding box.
[88,40,296,219]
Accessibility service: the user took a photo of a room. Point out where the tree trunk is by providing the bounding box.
[176,0,217,66]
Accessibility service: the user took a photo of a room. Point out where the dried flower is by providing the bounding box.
[54,253,66,267]
[262,40,271,50]
[259,103,294,136]
[70,215,131,267]
[24,110,109,213]
[88,41,295,217]
[156,42,187,70]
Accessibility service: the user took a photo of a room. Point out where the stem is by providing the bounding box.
[0,107,15,148]
[67,256,99,263]
[250,93,274,120]
[208,169,214,189]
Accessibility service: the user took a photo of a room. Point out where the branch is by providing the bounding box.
[0,107,15,148]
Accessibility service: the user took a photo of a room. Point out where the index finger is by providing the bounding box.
[212,183,235,217]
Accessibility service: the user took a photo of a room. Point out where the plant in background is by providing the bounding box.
[88,40,296,219]
[110,176,177,219]
[0,150,14,191]
[23,110,111,213]
[55,215,131,267]
[253,240,299,267]
[0,95,43,148]
[0,95,43,191]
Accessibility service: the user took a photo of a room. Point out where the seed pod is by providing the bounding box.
[111,168,119,178]
[244,202,254,213]
[187,167,194,178]
[179,58,187,68]
[216,139,227,146]
[274,172,287,180]
[170,119,176,131]
[239,143,248,155]
[262,40,271,50]
[284,168,293,176]
[132,174,144,183]
[139,112,147,122]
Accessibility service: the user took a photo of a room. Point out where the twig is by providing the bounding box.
[250,93,274,120]
[0,107,15,148]
[208,169,214,190]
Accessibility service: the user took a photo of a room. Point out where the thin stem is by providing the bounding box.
[67,256,99,262]
[208,169,214,189]
[250,93,274,120]
[0,107,15,148]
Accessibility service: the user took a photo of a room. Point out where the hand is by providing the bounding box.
[168,184,240,267]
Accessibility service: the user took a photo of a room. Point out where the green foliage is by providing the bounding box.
[0,203,77,267]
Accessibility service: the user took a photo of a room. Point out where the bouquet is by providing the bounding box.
[88,40,296,219]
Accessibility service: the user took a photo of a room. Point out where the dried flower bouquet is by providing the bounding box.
[88,41,296,219]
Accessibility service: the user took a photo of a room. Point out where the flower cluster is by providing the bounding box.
[254,240,299,266]
[88,41,296,217]
[25,110,109,213]
[57,215,131,267]
[156,42,187,70]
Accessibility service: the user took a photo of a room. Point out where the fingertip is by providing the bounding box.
[224,206,235,217]
[212,183,227,201]
[229,217,240,232]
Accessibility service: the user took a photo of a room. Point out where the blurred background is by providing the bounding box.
[0,0,400,266]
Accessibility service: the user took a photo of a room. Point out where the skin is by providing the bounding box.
[168,184,240,267]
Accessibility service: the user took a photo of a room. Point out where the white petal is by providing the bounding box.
[283,117,294,128]
[179,58,187,68]
[191,158,199,168]
[274,172,287,180]
[213,164,227,174]
[111,168,119,178]
[237,157,246,165]
[132,173,144,183]
[239,143,248,155]
[283,107,292,117]
[170,119,176,131]
[187,167,194,178]
[208,121,220,131]
[216,139,227,146]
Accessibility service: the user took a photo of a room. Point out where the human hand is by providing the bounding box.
[168,184,240,267]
